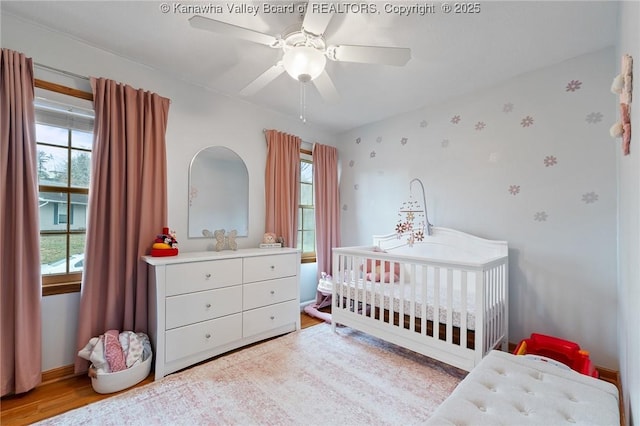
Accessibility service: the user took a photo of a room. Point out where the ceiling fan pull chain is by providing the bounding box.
[299,82,307,123]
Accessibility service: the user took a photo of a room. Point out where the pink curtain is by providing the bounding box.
[75,77,170,373]
[313,144,340,305]
[0,49,42,396]
[264,129,301,248]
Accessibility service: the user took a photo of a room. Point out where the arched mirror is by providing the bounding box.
[188,146,249,238]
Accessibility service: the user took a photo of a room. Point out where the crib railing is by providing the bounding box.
[332,246,508,371]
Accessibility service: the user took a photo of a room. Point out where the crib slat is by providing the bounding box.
[446,269,453,344]
[405,263,415,332]
[460,271,468,348]
[433,267,440,340]
[421,265,427,337]
[397,262,404,326]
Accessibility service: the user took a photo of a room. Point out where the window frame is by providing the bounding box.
[35,79,93,296]
[298,149,316,264]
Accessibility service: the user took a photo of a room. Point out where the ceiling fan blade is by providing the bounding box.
[313,70,340,104]
[239,63,285,97]
[330,45,411,66]
[189,15,278,47]
[302,2,334,36]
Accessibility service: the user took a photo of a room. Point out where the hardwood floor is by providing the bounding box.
[1,311,328,426]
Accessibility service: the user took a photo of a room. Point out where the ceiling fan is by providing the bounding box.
[188,3,411,104]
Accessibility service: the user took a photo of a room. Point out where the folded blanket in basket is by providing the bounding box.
[78,331,151,374]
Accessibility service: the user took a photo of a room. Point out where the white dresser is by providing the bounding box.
[144,248,300,380]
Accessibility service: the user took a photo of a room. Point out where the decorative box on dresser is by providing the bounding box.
[143,248,301,380]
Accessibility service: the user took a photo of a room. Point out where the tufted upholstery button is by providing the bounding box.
[567,417,576,423]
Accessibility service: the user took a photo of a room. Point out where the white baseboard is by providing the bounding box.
[299,299,316,311]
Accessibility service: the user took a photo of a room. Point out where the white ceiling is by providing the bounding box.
[1,1,619,134]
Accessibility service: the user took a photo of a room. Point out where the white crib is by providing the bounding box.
[331,227,509,372]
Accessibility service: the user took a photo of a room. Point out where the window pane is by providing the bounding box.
[302,207,315,231]
[298,208,302,231]
[70,193,89,231]
[302,230,315,253]
[37,145,68,186]
[72,129,93,150]
[300,161,312,184]
[69,233,86,260]
[300,182,313,205]
[39,191,68,231]
[36,123,68,147]
[40,234,67,274]
[297,230,302,249]
[71,150,91,188]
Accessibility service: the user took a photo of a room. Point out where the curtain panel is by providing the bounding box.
[75,77,170,373]
[313,143,340,305]
[264,129,301,248]
[0,48,42,396]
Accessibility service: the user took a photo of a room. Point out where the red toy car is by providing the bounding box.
[513,333,599,378]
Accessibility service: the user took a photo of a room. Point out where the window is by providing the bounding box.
[35,83,94,294]
[298,150,315,263]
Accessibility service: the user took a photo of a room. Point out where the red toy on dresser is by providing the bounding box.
[514,333,599,378]
[151,227,179,257]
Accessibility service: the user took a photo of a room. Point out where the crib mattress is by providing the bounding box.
[336,280,481,330]
[425,350,619,425]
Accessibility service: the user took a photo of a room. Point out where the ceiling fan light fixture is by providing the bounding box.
[283,46,326,83]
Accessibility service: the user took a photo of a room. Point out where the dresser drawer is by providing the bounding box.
[166,258,242,296]
[243,254,297,283]
[166,285,242,330]
[243,276,297,311]
[165,313,242,363]
[242,300,298,337]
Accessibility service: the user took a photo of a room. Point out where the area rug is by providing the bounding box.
[36,325,466,425]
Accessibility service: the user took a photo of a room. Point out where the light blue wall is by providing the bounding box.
[616,2,640,424]
[337,48,619,368]
[2,13,333,370]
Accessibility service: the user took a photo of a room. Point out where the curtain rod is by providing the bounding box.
[34,62,89,81]
[263,128,313,147]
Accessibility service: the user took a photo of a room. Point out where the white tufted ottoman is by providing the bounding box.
[426,350,619,425]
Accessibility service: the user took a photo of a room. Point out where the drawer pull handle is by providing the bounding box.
[270,316,275,320]
[205,273,212,280]
[205,303,212,308]
[205,333,211,339]
[270,290,275,295]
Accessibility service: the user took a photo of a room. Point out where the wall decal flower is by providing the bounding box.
[566,79,582,92]
[354,184,359,190]
[342,204,348,211]
[581,191,599,204]
[475,121,486,131]
[451,115,461,124]
[521,116,534,127]
[401,137,408,145]
[376,136,382,143]
[543,155,558,167]
[442,139,450,148]
[585,112,603,124]
[370,151,376,158]
[508,185,521,195]
[355,137,361,144]
[533,211,548,222]
[349,160,355,167]
[420,120,428,128]
[503,103,514,113]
